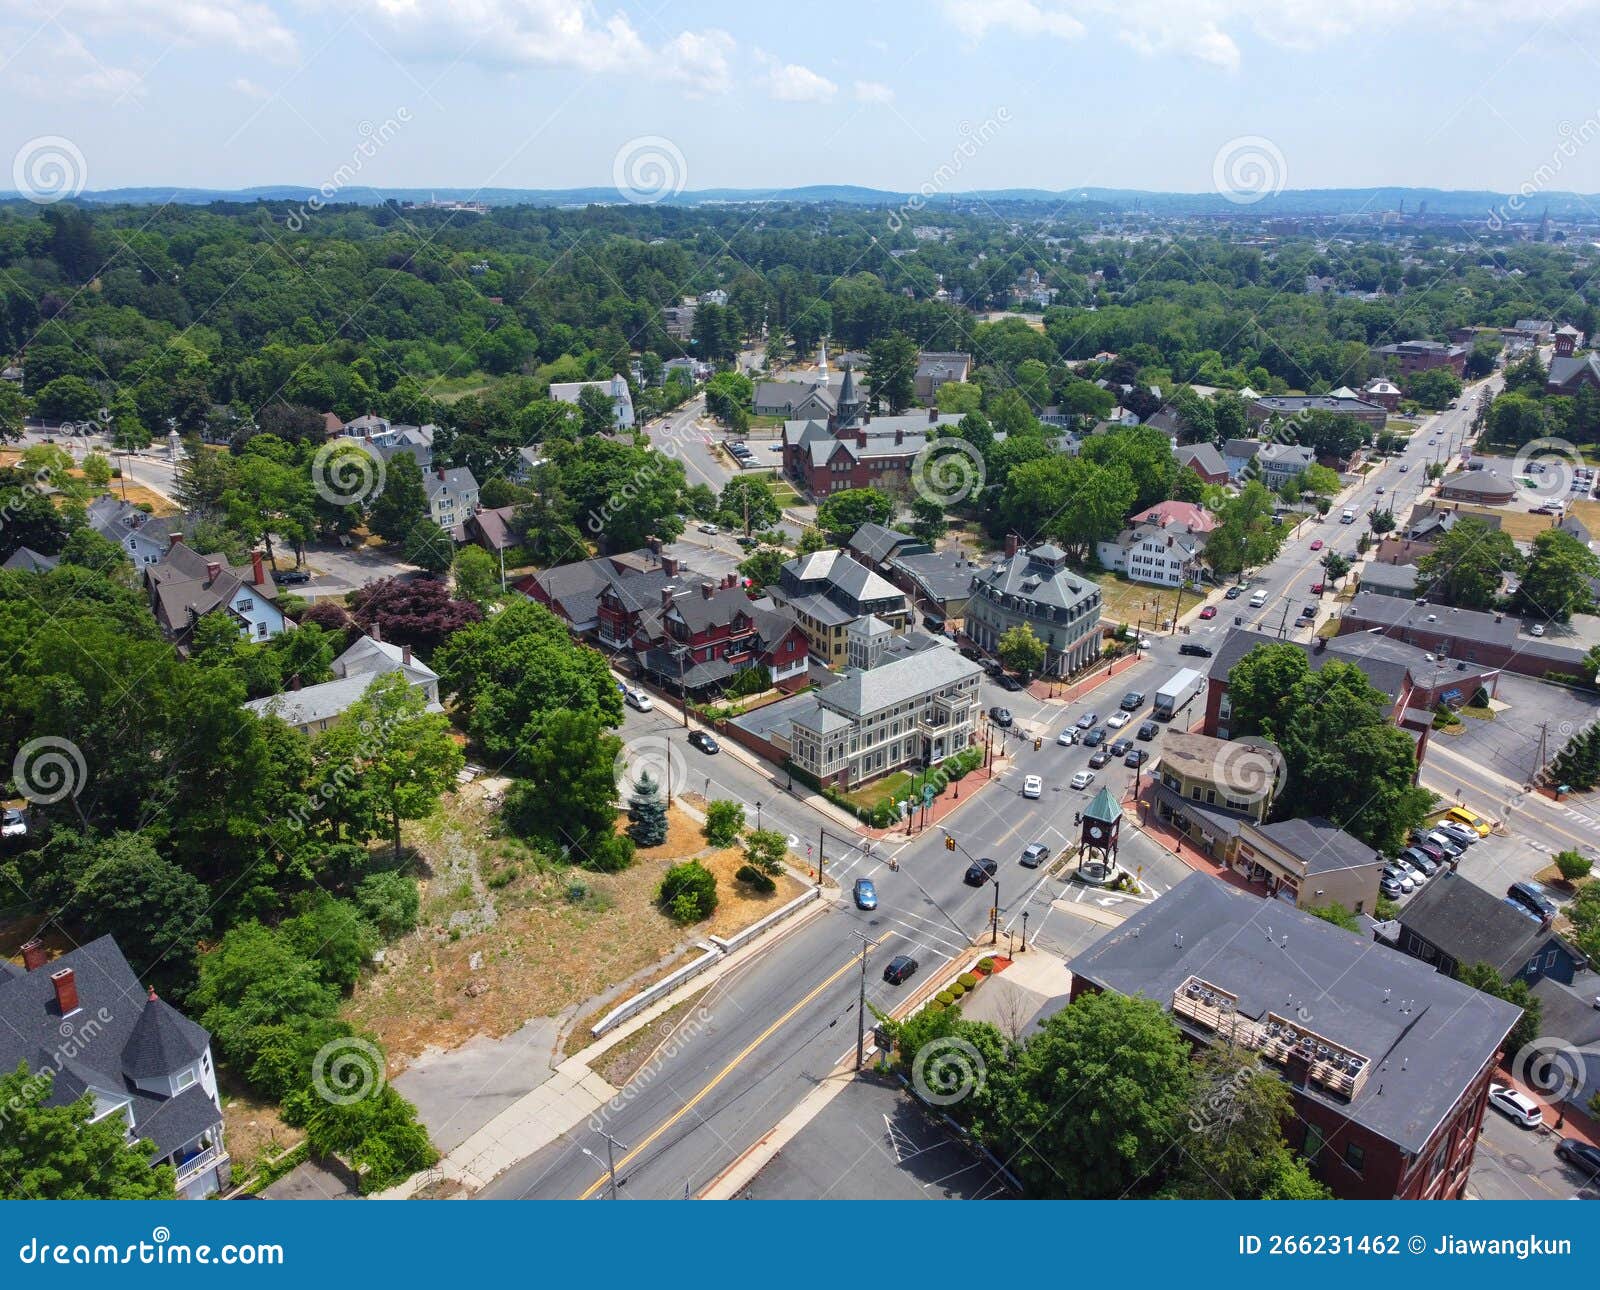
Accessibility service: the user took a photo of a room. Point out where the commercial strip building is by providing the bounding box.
[1070,873,1522,1199]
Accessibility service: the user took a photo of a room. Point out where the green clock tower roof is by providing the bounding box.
[1084,786,1123,824]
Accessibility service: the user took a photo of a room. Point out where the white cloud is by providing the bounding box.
[0,0,298,62]
[343,0,735,91]
[854,80,895,104]
[232,77,271,98]
[763,57,837,103]
[0,26,148,99]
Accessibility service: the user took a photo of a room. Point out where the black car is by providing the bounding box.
[995,674,1024,692]
[1082,727,1106,747]
[276,568,311,585]
[883,954,919,985]
[984,660,1005,677]
[1224,586,1242,599]
[736,534,757,548]
[1088,749,1111,768]
[1302,604,1318,618]
[1557,1138,1600,1181]
[1109,738,1132,757]
[1119,691,1144,711]
[963,857,998,886]
[1137,721,1159,741]
[1123,748,1147,768]
[960,646,982,661]
[1178,643,1213,658]
[1507,880,1559,922]
[688,730,719,754]
[988,706,1013,727]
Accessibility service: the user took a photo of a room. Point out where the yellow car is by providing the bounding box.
[1446,806,1491,837]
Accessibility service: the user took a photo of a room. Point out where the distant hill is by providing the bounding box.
[7,183,1597,220]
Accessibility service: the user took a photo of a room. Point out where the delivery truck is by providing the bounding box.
[1153,667,1204,721]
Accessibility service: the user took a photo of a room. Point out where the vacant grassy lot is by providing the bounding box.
[1093,572,1205,627]
[344,790,803,1064]
[1445,502,1561,544]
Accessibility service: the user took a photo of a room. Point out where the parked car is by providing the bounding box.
[1309,539,1323,551]
[988,706,1013,727]
[1120,691,1144,711]
[1487,1083,1542,1128]
[1556,1138,1600,1182]
[1109,738,1132,757]
[1380,875,1406,899]
[1106,711,1132,730]
[852,878,877,910]
[1401,847,1439,877]
[1056,728,1078,746]
[1178,643,1213,658]
[1302,603,1319,618]
[1020,842,1050,869]
[1088,749,1111,768]
[1424,831,1463,859]
[1022,774,1042,799]
[623,687,654,712]
[964,857,998,886]
[1531,623,1546,637]
[883,955,918,985]
[1076,712,1099,729]
[736,534,757,547]
[1435,819,1479,848]
[1446,806,1492,837]
[1199,606,1216,619]
[1382,864,1416,894]
[1123,748,1147,768]
[688,730,719,754]
[698,522,719,534]
[1224,586,1242,599]
[276,568,311,585]
[1392,856,1427,886]
[1508,880,1559,922]
[995,674,1024,692]
[1070,770,1096,790]
[1082,727,1106,747]
[1410,840,1448,865]
[1137,721,1159,741]
[0,808,26,839]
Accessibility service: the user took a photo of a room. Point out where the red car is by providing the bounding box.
[1309,539,1324,551]
[1199,606,1216,619]
[1311,582,1325,594]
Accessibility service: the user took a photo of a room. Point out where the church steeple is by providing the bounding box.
[837,362,861,428]
[816,339,829,385]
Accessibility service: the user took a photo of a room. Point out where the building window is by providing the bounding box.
[175,1067,197,1092]
[1303,1123,1324,1163]
[1343,1142,1364,1176]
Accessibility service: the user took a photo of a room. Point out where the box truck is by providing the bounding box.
[1153,668,1204,721]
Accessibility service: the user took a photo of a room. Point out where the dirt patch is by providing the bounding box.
[344,797,804,1066]
[587,985,714,1085]
[218,1072,303,1181]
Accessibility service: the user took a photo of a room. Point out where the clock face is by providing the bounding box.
[1088,824,1104,840]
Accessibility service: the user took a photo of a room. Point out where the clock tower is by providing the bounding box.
[1079,786,1123,876]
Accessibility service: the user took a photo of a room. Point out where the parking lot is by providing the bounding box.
[1435,673,1600,791]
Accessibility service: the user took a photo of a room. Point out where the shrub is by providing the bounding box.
[703,799,745,847]
[657,861,718,924]
[976,957,995,975]
[352,871,420,940]
[734,864,776,894]
[948,980,966,998]
[958,972,978,990]
[1555,849,1593,882]
[936,989,955,1006]
[743,828,788,876]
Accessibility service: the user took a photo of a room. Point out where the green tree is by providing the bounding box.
[1002,991,1195,1198]
[866,333,918,413]
[368,452,428,542]
[0,381,26,442]
[703,799,745,847]
[738,546,788,590]
[719,475,781,534]
[1203,482,1283,578]
[402,517,454,575]
[997,623,1046,679]
[0,1063,176,1199]
[908,494,948,544]
[1515,527,1600,623]
[1458,962,1542,1056]
[1321,551,1351,584]
[503,708,629,867]
[627,770,669,847]
[1554,849,1592,882]
[1417,517,1520,610]
[704,371,754,424]
[742,828,788,876]
[1404,367,1463,410]
[353,870,421,939]
[80,451,112,490]
[814,487,894,543]
[657,860,717,924]
[936,381,983,414]
[453,543,499,605]
[1551,723,1600,791]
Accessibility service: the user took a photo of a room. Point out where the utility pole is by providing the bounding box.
[850,930,883,1070]
[1534,721,1550,785]
[1276,598,1291,640]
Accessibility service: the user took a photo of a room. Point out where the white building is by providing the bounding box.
[550,374,635,429]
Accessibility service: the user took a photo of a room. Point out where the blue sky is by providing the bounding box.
[7,1,1600,196]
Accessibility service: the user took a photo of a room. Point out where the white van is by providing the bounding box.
[1249,590,1268,608]
[1340,508,1356,524]
[624,687,654,712]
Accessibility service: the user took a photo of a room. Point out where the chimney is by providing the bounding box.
[662,555,679,578]
[928,406,938,423]
[205,560,222,584]
[288,673,302,691]
[856,430,867,447]
[251,550,265,585]
[168,532,183,550]
[436,468,446,481]
[700,581,715,599]
[723,572,737,590]
[370,620,381,643]
[647,536,662,555]
[662,586,676,611]
[50,967,79,1016]
[148,986,158,1002]
[21,939,47,972]
[1005,533,1020,558]
[895,429,903,446]
[402,646,412,666]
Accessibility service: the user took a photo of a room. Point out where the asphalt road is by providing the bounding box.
[1469,1101,1600,1199]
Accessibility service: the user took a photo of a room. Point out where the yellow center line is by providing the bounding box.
[577,950,862,1199]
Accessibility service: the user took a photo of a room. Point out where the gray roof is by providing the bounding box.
[1340,593,1524,648]
[1223,438,1260,460]
[891,547,980,606]
[1398,872,1563,975]
[1071,873,1523,1156]
[122,996,210,1079]
[423,466,478,502]
[816,644,980,719]
[2,546,59,573]
[1252,394,1385,417]
[1547,353,1600,389]
[1256,442,1316,468]
[1176,441,1227,476]
[780,549,906,607]
[1254,815,1382,876]
[848,522,918,566]
[971,545,1100,613]
[1359,561,1419,591]
[1439,468,1515,497]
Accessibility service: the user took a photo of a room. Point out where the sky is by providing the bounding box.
[8,1,1600,199]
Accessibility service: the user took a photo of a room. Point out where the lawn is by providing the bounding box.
[842,770,915,813]
[1445,502,1560,544]
[1092,572,1205,628]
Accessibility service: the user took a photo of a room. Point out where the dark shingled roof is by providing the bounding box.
[1072,873,1523,1155]
[1254,816,1382,876]
[122,996,211,1079]
[1397,871,1561,976]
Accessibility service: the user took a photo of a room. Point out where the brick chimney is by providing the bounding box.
[21,939,47,972]
[1005,533,1020,558]
[928,406,939,423]
[50,967,79,1015]
[722,572,737,590]
[402,646,412,666]
[370,620,381,643]
[205,560,222,583]
[168,532,183,550]
[894,429,903,446]
[288,673,302,691]
[661,555,679,578]
[251,550,265,585]
[436,468,446,481]
[700,581,715,599]
[661,586,676,611]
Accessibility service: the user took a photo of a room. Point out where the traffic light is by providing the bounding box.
[1033,737,1042,751]
[944,835,956,851]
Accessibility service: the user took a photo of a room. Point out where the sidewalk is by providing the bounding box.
[1025,651,1142,704]
[1119,782,1259,894]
